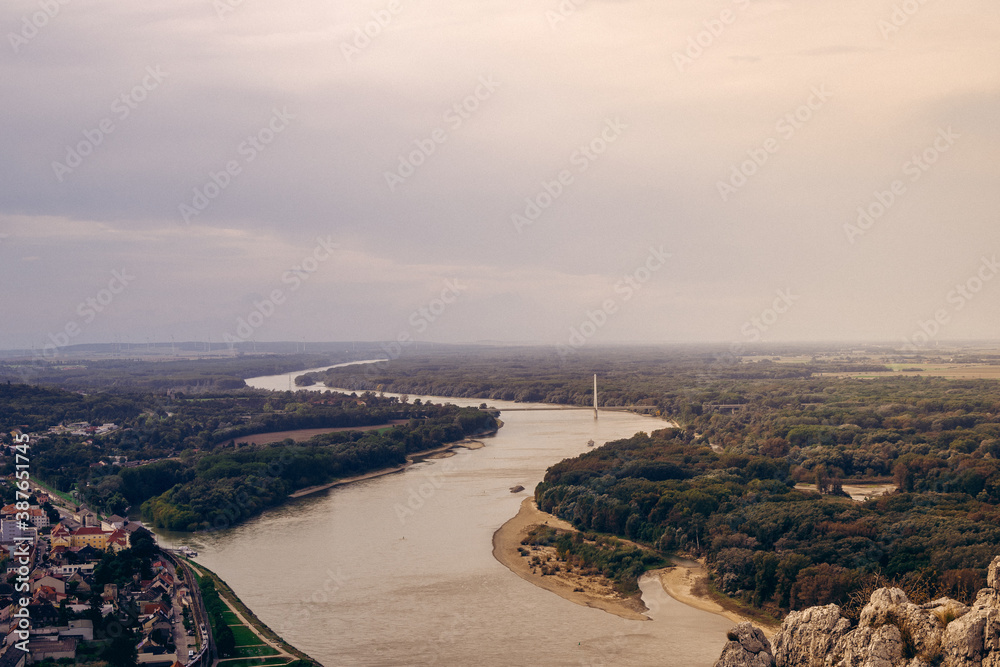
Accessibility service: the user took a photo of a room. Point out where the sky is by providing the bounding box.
[2,0,999,353]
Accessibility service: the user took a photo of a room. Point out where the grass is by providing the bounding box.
[222,611,241,625]
[235,645,280,658]
[218,659,292,667]
[230,624,262,647]
[31,477,76,505]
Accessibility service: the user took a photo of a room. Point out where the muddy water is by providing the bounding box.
[159,363,733,666]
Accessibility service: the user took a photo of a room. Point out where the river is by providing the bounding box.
[158,362,733,666]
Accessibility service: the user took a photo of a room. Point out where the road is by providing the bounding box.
[163,550,215,667]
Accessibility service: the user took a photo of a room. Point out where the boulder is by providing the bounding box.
[714,622,774,667]
[857,588,942,659]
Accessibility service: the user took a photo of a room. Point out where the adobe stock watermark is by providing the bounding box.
[673,0,755,73]
[378,279,467,363]
[383,76,500,192]
[394,459,458,525]
[878,0,933,39]
[545,0,587,29]
[844,126,960,244]
[556,245,670,358]
[8,0,71,54]
[211,0,248,20]
[740,289,799,342]
[341,0,403,61]
[273,567,350,636]
[717,85,832,202]
[511,117,627,234]
[222,235,338,344]
[40,269,135,357]
[179,107,295,224]
[51,66,168,183]
[901,255,999,352]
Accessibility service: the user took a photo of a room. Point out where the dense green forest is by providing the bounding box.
[535,375,1000,617]
[141,404,497,531]
[0,382,497,530]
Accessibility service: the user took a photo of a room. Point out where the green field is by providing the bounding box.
[235,644,280,658]
[230,624,262,647]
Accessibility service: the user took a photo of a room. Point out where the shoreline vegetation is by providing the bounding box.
[492,498,650,621]
[659,560,781,636]
[140,404,500,532]
[492,498,783,630]
[288,438,486,498]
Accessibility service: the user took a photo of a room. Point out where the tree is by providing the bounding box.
[104,628,139,667]
[214,613,236,657]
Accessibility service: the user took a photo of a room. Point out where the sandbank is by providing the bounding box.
[492,498,650,621]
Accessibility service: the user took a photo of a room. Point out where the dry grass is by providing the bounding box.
[933,605,960,627]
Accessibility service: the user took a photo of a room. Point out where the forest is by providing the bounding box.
[141,403,497,531]
[303,345,892,408]
[0,350,359,390]
[535,374,1000,617]
[0,382,497,530]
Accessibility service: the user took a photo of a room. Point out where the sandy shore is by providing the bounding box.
[492,498,650,621]
[659,560,779,637]
[289,439,487,498]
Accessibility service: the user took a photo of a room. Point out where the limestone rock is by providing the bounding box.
[715,555,1000,667]
[857,588,942,659]
[977,588,1000,611]
[826,624,902,667]
[988,556,1000,590]
[772,605,849,667]
[715,622,774,667]
[941,606,998,667]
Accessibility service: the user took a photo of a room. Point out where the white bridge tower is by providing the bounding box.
[593,374,598,420]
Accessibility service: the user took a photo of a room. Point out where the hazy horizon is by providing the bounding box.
[3,1,998,353]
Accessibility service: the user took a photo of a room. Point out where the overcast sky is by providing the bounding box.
[2,0,998,353]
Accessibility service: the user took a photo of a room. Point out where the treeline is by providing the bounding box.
[142,405,497,531]
[200,578,237,658]
[0,352,357,391]
[304,346,889,409]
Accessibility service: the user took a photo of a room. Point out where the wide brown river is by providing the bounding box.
[158,362,733,666]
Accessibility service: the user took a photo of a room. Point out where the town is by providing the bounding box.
[0,482,209,667]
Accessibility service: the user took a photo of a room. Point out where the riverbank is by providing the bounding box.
[288,438,488,498]
[492,498,650,621]
[659,560,780,637]
[493,499,782,633]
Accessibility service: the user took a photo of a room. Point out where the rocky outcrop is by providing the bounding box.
[715,622,775,667]
[716,556,1000,667]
